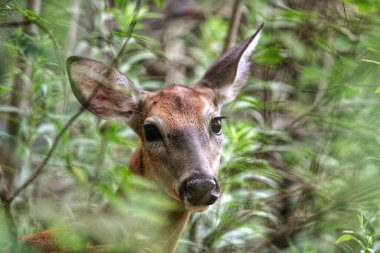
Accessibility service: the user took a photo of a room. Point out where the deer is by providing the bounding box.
[19,24,263,253]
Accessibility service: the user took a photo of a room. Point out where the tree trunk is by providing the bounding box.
[163,0,203,85]
[66,0,81,57]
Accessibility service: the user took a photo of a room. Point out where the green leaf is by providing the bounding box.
[374,87,380,93]
[335,234,362,245]
[13,6,49,23]
[115,0,128,8]
[255,46,283,66]
[358,213,365,228]
[336,230,368,248]
[25,9,49,23]
[368,236,373,246]
[69,166,88,184]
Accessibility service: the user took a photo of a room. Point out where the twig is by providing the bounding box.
[362,59,380,65]
[85,0,141,206]
[87,129,107,207]
[3,0,76,204]
[250,203,339,252]
[111,0,141,67]
[341,1,349,29]
[8,107,86,203]
[0,20,31,28]
[222,0,242,53]
[0,0,12,6]
[285,29,334,131]
[7,0,140,204]
[2,0,142,241]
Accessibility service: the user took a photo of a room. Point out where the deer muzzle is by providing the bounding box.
[179,174,220,206]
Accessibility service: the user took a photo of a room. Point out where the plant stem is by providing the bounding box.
[8,107,86,203]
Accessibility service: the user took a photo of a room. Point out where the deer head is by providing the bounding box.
[66,25,263,213]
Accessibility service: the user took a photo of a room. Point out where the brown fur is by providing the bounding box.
[19,231,66,253]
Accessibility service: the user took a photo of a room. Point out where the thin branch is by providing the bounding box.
[111,0,141,67]
[285,29,334,131]
[8,107,85,203]
[341,1,350,29]
[0,20,31,28]
[0,0,12,6]
[250,203,339,252]
[7,0,141,204]
[222,0,242,53]
[87,130,107,207]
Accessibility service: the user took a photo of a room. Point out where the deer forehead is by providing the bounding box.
[142,85,217,129]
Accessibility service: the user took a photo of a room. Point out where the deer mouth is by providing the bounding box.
[184,202,210,212]
[168,193,214,212]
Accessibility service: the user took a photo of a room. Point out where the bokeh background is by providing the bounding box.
[1,0,380,252]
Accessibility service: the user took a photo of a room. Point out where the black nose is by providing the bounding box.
[180,176,220,206]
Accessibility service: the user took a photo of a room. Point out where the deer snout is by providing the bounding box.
[180,175,220,206]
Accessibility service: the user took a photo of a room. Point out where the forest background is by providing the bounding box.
[1,0,380,252]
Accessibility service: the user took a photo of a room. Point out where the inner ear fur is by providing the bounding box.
[195,24,264,106]
[67,56,140,120]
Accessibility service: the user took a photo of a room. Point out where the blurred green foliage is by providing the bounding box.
[1,0,380,252]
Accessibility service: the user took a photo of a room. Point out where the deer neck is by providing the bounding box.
[129,146,192,253]
[167,208,191,253]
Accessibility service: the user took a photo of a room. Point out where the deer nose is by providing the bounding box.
[180,176,220,206]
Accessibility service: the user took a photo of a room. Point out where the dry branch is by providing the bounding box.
[222,0,242,53]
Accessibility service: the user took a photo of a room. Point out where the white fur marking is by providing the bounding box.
[235,30,262,85]
[223,30,262,104]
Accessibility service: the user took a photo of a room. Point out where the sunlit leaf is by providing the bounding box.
[336,234,363,246]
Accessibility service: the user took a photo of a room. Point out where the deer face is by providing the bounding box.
[67,25,263,212]
[138,85,222,210]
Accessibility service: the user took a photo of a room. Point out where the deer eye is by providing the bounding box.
[210,117,225,135]
[143,124,161,142]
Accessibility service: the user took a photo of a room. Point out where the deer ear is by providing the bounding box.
[67,56,141,120]
[195,24,263,106]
